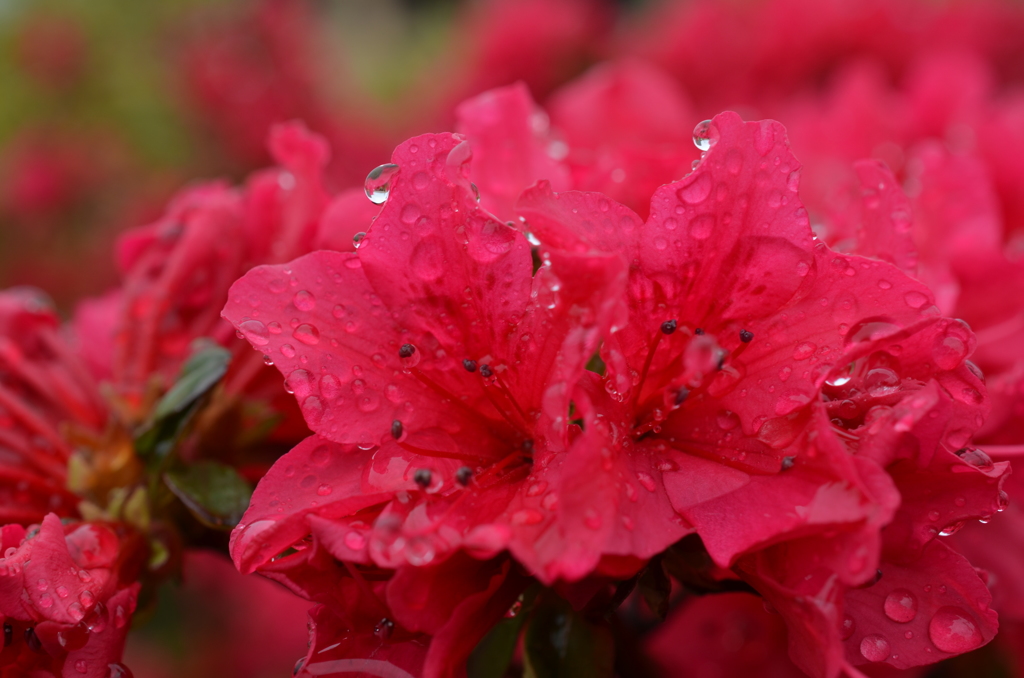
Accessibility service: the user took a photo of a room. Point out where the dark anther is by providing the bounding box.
[716,354,726,370]
[675,387,690,405]
[781,456,796,470]
[293,657,307,677]
[24,627,41,652]
[3,623,11,648]
[694,328,705,335]
[398,344,416,358]
[479,364,493,378]
[413,468,432,488]
[391,420,403,439]
[739,329,754,343]
[660,319,678,335]
[463,359,478,372]
[521,440,535,454]
[456,466,474,486]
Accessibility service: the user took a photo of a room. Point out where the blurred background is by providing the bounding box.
[3,0,1024,676]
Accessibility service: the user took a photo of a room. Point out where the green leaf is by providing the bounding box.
[467,586,539,678]
[152,342,231,420]
[135,341,231,461]
[523,596,614,678]
[163,461,252,530]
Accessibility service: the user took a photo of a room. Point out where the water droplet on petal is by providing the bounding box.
[365,164,399,204]
[693,119,715,151]
[860,634,891,662]
[939,520,966,537]
[239,319,270,346]
[373,618,395,639]
[344,531,366,550]
[293,323,320,345]
[293,290,315,311]
[884,589,918,622]
[929,607,983,653]
[905,291,930,309]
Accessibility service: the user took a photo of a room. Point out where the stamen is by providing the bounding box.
[391,420,403,439]
[660,319,678,334]
[398,344,416,358]
[694,328,705,335]
[462,359,477,372]
[492,372,530,428]
[479,364,493,378]
[413,468,432,488]
[0,384,70,459]
[780,456,795,470]
[455,466,473,486]
[739,329,754,343]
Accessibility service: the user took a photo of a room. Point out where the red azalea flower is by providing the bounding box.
[0,289,102,525]
[0,515,142,678]
[518,111,1007,675]
[226,128,626,583]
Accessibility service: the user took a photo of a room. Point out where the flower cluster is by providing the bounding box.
[221,87,1010,676]
[2,0,1024,676]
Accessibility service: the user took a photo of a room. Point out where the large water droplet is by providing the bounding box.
[293,290,315,312]
[677,173,712,204]
[693,119,715,151]
[884,589,918,623]
[859,634,891,662]
[956,447,994,471]
[928,607,983,653]
[365,164,399,204]
[939,520,966,537]
[293,323,321,345]
[239,319,270,346]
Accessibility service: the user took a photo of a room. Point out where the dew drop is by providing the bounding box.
[293,290,315,311]
[928,607,983,653]
[238,319,270,346]
[904,290,930,310]
[792,342,816,360]
[292,323,321,345]
[884,589,918,623]
[365,164,399,204]
[373,618,395,639]
[692,119,715,151]
[344,531,366,550]
[677,173,712,204]
[859,634,891,662]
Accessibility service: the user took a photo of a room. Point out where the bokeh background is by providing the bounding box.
[3,0,1024,676]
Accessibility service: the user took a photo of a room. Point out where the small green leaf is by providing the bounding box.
[152,341,231,420]
[163,461,252,530]
[523,596,614,678]
[135,341,231,461]
[467,586,539,678]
